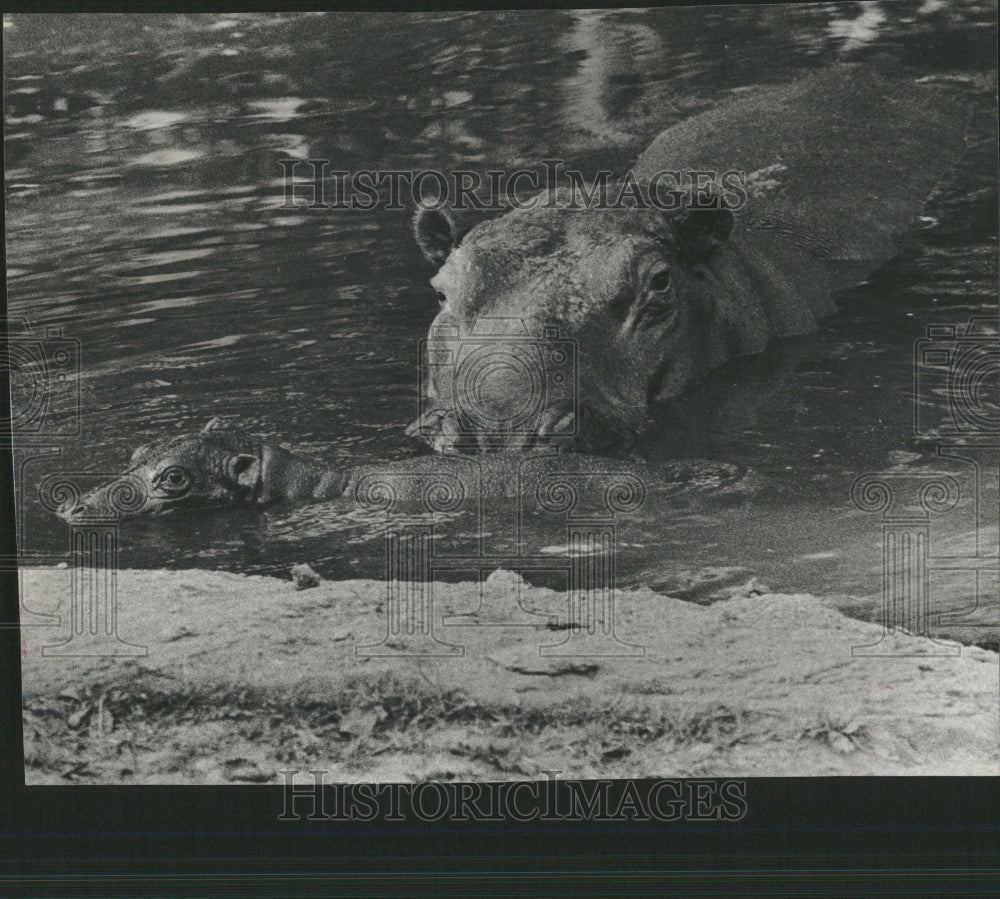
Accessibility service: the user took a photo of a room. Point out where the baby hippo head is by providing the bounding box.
[56,420,264,521]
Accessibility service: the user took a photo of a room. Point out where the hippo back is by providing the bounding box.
[410,65,973,453]
[634,65,970,353]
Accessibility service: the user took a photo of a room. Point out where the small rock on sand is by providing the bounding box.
[291,563,322,590]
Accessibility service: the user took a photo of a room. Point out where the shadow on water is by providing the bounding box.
[6,4,998,599]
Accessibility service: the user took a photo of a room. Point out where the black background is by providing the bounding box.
[2,0,998,895]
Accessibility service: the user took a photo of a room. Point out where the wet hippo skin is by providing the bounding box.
[410,65,971,454]
[57,419,740,520]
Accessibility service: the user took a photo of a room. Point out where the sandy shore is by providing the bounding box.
[19,567,999,782]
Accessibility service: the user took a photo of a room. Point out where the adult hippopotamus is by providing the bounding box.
[56,419,740,521]
[407,65,971,453]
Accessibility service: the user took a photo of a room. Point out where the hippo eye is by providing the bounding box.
[156,466,191,494]
[649,269,672,293]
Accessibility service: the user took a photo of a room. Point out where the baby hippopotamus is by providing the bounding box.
[56,419,346,521]
[55,419,742,521]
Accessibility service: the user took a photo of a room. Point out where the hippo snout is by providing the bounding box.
[406,399,581,453]
[56,490,124,522]
[410,319,589,451]
[54,476,152,522]
[57,499,90,521]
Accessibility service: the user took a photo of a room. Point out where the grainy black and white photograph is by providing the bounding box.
[5,2,998,791]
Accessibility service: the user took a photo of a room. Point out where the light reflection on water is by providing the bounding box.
[6,5,997,600]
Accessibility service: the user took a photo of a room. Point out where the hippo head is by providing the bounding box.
[407,193,734,453]
[56,420,265,521]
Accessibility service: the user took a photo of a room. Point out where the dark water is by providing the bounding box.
[6,5,998,598]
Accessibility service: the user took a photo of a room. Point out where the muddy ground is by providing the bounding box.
[18,566,999,783]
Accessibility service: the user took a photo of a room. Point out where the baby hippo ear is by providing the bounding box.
[129,444,152,466]
[226,454,260,489]
[670,207,734,264]
[413,207,462,265]
[202,417,225,434]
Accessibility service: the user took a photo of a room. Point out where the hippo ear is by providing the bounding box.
[202,417,225,434]
[669,208,734,263]
[226,454,260,489]
[129,444,151,466]
[413,207,462,265]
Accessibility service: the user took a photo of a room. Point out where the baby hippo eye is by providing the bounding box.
[649,269,672,292]
[158,466,191,493]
